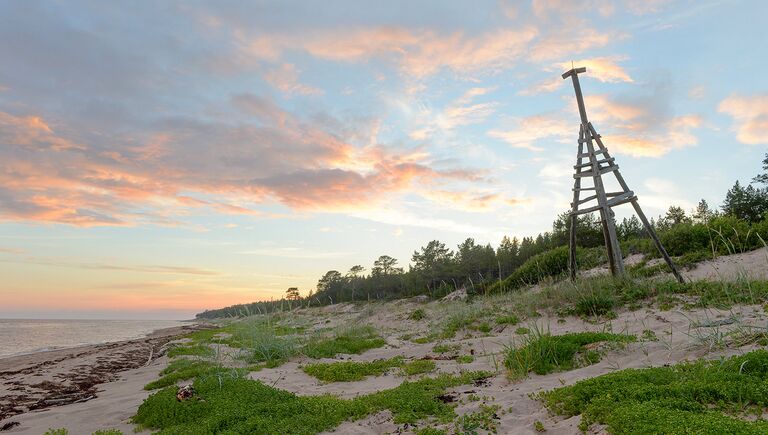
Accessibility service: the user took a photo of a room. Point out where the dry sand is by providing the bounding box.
[1,248,766,434]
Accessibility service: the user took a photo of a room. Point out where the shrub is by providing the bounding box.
[490,246,606,292]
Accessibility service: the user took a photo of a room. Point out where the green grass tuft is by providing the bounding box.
[505,331,635,378]
[303,325,386,359]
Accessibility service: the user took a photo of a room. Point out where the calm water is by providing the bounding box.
[0,319,186,358]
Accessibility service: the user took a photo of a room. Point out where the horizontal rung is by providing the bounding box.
[578,134,601,143]
[574,157,615,169]
[572,194,597,206]
[578,149,606,158]
[571,191,635,215]
[573,165,618,178]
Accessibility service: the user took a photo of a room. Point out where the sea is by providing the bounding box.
[0,319,187,359]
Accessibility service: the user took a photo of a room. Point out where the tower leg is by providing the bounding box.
[569,214,577,280]
[631,200,685,283]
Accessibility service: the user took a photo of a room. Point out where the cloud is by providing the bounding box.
[410,87,498,140]
[584,95,702,157]
[263,63,323,96]
[718,94,768,145]
[0,95,485,226]
[0,257,219,275]
[522,56,633,95]
[236,26,538,79]
[529,28,617,63]
[488,114,573,151]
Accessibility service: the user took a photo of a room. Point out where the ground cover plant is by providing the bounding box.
[167,344,215,358]
[505,331,635,378]
[303,324,386,358]
[540,350,768,434]
[302,357,404,382]
[134,371,490,434]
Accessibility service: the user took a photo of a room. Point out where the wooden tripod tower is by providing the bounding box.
[562,67,684,283]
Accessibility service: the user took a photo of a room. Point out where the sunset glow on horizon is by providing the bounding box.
[1,1,766,319]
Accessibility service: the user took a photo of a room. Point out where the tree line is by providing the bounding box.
[196,153,768,319]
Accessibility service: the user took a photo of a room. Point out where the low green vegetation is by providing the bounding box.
[454,403,500,434]
[495,314,520,325]
[44,430,123,435]
[505,331,635,378]
[302,357,404,382]
[488,246,606,292]
[143,359,245,391]
[410,308,427,320]
[432,343,461,354]
[167,344,215,358]
[456,355,474,364]
[134,371,490,434]
[541,350,768,434]
[303,325,386,358]
[401,359,436,376]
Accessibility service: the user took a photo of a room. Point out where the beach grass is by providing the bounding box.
[505,330,636,378]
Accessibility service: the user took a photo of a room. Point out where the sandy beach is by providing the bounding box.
[0,324,206,434]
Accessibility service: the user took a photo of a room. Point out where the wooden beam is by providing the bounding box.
[631,200,685,283]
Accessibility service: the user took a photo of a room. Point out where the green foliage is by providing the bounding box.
[410,308,427,320]
[43,430,69,435]
[541,350,768,434]
[454,404,500,434]
[433,343,461,353]
[167,344,214,358]
[477,322,492,333]
[505,331,635,378]
[415,428,447,435]
[489,246,605,292]
[92,431,123,435]
[573,291,615,317]
[534,420,545,432]
[515,327,530,335]
[495,314,520,325]
[134,371,490,434]
[143,359,245,391]
[401,359,436,376]
[303,325,386,359]
[303,357,404,382]
[456,355,474,364]
[239,328,297,366]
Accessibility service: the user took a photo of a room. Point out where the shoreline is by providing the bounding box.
[0,322,210,427]
[0,319,196,361]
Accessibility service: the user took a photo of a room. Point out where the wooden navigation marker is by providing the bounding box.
[562,67,684,284]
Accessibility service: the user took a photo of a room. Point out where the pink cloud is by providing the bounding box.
[0,99,486,226]
[718,94,768,145]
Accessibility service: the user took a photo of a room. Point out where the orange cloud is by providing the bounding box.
[263,63,323,96]
[236,26,538,79]
[557,56,633,83]
[718,94,768,145]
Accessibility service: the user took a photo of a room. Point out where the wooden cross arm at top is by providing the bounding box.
[562,67,587,79]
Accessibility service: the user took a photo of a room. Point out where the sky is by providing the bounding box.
[1,0,767,320]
